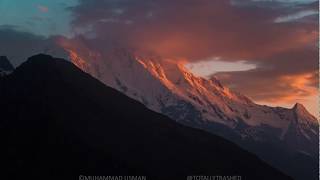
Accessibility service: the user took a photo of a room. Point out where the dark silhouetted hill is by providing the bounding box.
[0,54,292,180]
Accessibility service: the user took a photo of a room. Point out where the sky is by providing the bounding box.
[0,0,77,37]
[0,0,318,116]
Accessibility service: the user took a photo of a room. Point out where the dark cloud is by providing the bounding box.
[0,28,68,66]
[69,0,317,61]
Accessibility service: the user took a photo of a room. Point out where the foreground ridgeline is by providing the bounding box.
[0,54,292,180]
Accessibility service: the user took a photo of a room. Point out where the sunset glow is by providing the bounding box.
[0,0,318,117]
[1,1,319,179]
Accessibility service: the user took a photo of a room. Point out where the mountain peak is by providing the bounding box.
[0,56,14,71]
[293,103,306,111]
[28,53,53,60]
[0,56,8,60]
[292,103,311,116]
[292,102,318,124]
[19,54,69,70]
[25,54,56,65]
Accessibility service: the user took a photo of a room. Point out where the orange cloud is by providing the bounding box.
[265,72,318,104]
[215,69,318,116]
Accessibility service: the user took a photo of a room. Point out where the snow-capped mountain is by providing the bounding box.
[60,43,318,179]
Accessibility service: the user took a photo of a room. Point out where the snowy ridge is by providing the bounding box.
[62,46,318,157]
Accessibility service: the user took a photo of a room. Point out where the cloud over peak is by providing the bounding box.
[66,0,318,115]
